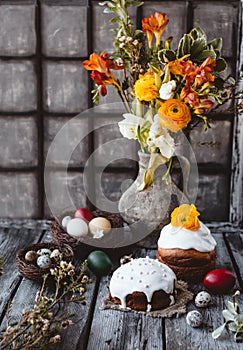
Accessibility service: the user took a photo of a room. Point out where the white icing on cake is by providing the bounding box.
[158,221,216,252]
[109,256,176,311]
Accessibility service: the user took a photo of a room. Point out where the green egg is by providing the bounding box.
[87,250,112,277]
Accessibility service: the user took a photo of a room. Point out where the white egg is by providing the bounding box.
[186,310,203,328]
[195,291,211,308]
[62,215,72,228]
[37,255,51,268]
[67,218,88,239]
[89,217,111,236]
[37,248,51,256]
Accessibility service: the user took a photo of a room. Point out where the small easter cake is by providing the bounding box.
[157,204,217,281]
[109,256,176,312]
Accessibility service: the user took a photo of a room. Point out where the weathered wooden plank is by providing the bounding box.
[165,234,243,350]
[87,276,165,350]
[0,229,97,350]
[0,226,43,320]
[224,232,243,287]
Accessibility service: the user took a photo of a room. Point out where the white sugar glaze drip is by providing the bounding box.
[158,221,216,252]
[109,257,176,309]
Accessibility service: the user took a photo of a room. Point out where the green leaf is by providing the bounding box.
[190,27,207,40]
[158,49,176,63]
[177,34,193,58]
[212,323,227,339]
[196,50,217,62]
[222,309,235,322]
[234,314,243,325]
[190,38,207,57]
[215,58,227,72]
[209,37,222,52]
[103,7,114,13]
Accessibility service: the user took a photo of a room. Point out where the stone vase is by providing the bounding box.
[118,151,189,248]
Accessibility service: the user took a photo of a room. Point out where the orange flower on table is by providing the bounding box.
[171,204,200,231]
[83,52,123,96]
[142,12,169,48]
[158,99,191,132]
[134,71,159,102]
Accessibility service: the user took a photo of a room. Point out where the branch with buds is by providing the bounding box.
[0,259,92,350]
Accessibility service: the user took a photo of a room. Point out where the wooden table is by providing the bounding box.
[0,219,242,350]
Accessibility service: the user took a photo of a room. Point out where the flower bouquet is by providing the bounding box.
[83,0,233,191]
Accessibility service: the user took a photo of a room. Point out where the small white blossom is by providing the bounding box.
[133,39,139,46]
[119,36,126,42]
[159,80,177,100]
[118,113,145,140]
[119,43,125,48]
[126,36,133,42]
[147,115,175,158]
[92,229,104,239]
[116,57,123,66]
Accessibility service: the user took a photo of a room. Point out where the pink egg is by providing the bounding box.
[204,268,236,294]
[74,208,94,222]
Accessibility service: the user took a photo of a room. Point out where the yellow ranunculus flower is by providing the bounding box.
[171,204,200,231]
[158,99,191,132]
[134,71,159,102]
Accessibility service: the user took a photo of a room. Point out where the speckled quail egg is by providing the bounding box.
[61,215,72,229]
[36,255,51,268]
[195,291,211,308]
[186,310,203,328]
[25,250,38,262]
[50,249,61,260]
[37,248,51,256]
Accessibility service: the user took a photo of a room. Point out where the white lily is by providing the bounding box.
[118,113,145,140]
[147,115,175,159]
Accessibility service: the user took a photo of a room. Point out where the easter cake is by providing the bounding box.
[157,204,216,281]
[109,256,176,312]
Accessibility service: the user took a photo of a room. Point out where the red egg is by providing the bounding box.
[204,269,236,294]
[74,208,94,222]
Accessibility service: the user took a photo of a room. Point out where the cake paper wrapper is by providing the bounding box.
[100,280,194,318]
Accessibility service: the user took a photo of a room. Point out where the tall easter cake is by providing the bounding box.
[157,204,216,281]
[109,256,176,312]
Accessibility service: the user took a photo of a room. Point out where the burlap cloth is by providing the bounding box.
[100,280,194,318]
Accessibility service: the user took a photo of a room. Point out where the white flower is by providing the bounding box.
[92,229,104,239]
[159,80,177,100]
[147,115,175,159]
[119,36,126,42]
[133,39,139,46]
[118,113,145,140]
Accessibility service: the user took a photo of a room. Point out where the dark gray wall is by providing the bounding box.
[0,0,240,220]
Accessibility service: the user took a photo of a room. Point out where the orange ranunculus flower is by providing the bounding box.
[142,12,169,47]
[171,204,200,231]
[134,71,159,102]
[83,52,123,96]
[158,99,191,132]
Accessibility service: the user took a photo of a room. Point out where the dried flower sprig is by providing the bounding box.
[0,259,92,350]
[212,290,243,342]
